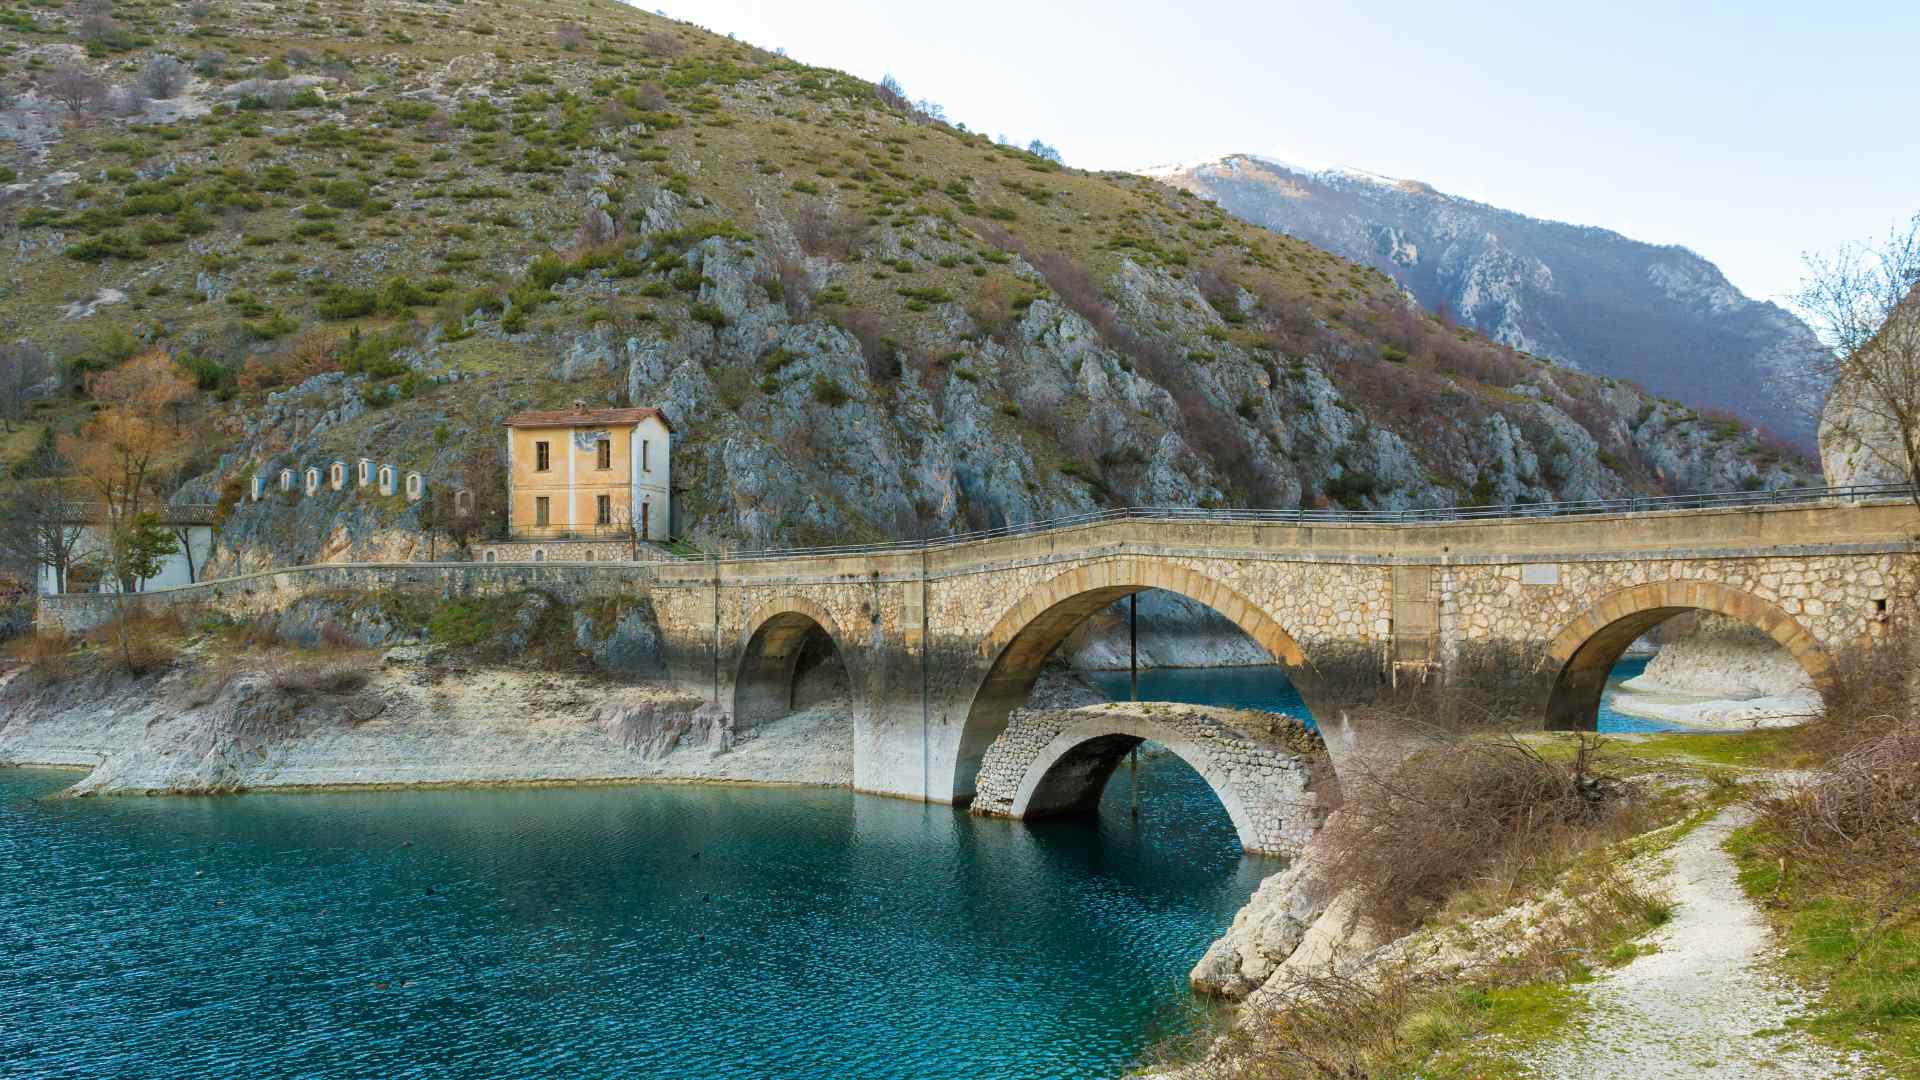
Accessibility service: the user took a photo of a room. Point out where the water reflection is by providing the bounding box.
[1083,660,1691,733]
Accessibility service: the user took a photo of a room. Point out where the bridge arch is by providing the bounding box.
[1542,580,1834,730]
[733,597,854,734]
[973,707,1320,855]
[947,560,1314,804]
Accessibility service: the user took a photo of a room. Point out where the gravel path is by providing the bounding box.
[1529,805,1883,1078]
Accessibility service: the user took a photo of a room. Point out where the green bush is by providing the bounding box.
[66,233,144,262]
[811,374,850,407]
[324,179,368,209]
[317,285,377,319]
[342,329,410,379]
[378,277,432,314]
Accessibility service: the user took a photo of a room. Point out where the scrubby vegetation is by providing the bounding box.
[1733,638,1920,1070]
[1168,723,1706,1078]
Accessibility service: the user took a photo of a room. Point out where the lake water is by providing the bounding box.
[1085,657,1688,734]
[0,760,1269,1079]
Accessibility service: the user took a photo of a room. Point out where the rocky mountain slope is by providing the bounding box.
[1144,156,1825,452]
[0,1,1809,570]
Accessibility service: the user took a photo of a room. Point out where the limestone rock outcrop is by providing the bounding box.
[1189,854,1336,999]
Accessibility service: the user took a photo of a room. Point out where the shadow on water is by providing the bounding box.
[0,754,1267,1080]
[1084,659,1692,734]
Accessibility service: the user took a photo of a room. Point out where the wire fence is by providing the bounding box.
[681,483,1918,564]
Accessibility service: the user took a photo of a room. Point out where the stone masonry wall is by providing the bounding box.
[970,702,1323,855]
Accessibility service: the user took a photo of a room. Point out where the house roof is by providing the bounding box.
[501,406,672,431]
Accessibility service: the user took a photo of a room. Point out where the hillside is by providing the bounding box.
[1144,155,1826,451]
[0,0,1809,572]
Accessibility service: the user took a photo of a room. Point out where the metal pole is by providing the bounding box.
[1129,591,1138,703]
[1129,591,1138,817]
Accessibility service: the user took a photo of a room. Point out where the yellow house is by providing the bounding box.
[503,404,672,540]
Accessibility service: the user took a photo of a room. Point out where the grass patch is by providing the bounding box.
[1730,821,1920,1071]
[1601,728,1806,769]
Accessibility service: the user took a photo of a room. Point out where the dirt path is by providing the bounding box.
[1528,805,1882,1078]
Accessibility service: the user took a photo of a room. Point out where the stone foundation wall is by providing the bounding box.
[471,539,680,564]
[37,562,657,635]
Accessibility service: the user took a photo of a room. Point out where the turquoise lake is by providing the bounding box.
[0,759,1266,1079]
[0,659,1679,1077]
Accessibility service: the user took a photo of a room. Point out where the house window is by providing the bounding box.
[485,550,496,563]
[596,439,611,471]
[640,501,650,537]
[535,441,551,471]
[534,496,550,527]
[641,439,649,472]
[596,494,611,525]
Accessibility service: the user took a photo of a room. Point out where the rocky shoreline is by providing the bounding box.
[1610,615,1819,730]
[0,647,853,797]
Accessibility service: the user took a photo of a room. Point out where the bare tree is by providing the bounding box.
[554,23,589,50]
[42,66,107,115]
[1797,213,1920,509]
[0,443,85,595]
[137,54,189,99]
[0,342,53,433]
[109,82,149,117]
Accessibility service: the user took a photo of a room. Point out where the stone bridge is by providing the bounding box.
[41,499,1920,838]
[967,703,1325,854]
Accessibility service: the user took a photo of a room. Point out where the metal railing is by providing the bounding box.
[686,483,1918,563]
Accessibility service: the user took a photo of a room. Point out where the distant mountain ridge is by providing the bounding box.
[1143,155,1823,450]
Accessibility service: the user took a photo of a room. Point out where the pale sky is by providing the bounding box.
[649,0,1919,306]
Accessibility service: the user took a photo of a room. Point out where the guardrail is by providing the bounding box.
[688,483,1918,563]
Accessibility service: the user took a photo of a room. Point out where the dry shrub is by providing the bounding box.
[267,651,373,695]
[793,202,869,260]
[1316,732,1624,933]
[639,31,683,58]
[1748,635,1918,923]
[12,628,72,665]
[7,629,75,690]
[1770,719,1920,852]
[1182,847,1672,1080]
[1794,630,1911,762]
[79,609,185,675]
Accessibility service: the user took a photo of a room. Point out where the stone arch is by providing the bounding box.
[733,597,854,734]
[1542,580,1834,730]
[947,559,1313,804]
[1005,712,1315,855]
